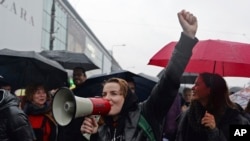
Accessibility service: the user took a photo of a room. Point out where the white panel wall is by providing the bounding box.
[0,0,43,51]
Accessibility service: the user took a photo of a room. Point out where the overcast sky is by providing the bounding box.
[68,0,250,87]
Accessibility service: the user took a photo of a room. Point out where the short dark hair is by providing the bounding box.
[73,67,86,77]
[124,77,134,83]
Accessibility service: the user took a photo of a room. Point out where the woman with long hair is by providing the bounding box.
[176,72,249,141]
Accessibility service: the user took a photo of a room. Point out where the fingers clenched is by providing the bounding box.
[201,111,216,129]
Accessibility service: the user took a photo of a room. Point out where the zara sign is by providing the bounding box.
[0,0,43,51]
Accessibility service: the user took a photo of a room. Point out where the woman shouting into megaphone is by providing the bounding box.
[80,9,199,141]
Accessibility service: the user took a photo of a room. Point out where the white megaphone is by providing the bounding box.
[52,87,111,126]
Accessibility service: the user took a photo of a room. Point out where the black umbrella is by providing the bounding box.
[0,48,68,90]
[157,70,197,84]
[40,50,99,71]
[75,70,157,102]
[180,72,198,84]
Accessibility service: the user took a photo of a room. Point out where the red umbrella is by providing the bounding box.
[148,39,250,77]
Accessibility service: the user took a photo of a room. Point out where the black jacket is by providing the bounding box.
[176,102,250,141]
[0,89,34,141]
[91,33,198,141]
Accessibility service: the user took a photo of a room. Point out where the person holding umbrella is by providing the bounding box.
[80,9,198,141]
[72,67,88,90]
[181,87,192,112]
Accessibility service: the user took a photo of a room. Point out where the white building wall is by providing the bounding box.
[0,0,43,51]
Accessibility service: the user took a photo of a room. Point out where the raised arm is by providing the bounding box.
[142,10,198,139]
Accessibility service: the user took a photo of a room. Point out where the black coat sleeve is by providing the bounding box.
[142,33,198,141]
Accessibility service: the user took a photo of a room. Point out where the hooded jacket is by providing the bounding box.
[90,33,198,141]
[0,89,34,141]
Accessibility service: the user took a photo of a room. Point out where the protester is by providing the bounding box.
[181,87,192,112]
[175,72,250,141]
[80,9,198,141]
[0,89,34,141]
[0,75,21,107]
[125,77,136,94]
[73,67,87,89]
[21,83,58,141]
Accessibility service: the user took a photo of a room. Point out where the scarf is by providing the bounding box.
[23,102,50,115]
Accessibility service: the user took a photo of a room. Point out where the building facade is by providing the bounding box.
[0,0,122,76]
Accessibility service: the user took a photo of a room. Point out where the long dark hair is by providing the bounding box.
[200,72,236,115]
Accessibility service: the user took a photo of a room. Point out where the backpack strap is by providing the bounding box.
[138,114,156,141]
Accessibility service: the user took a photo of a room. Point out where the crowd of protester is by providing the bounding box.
[1,9,250,141]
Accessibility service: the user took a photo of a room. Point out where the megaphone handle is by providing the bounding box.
[83,133,91,141]
[82,115,100,141]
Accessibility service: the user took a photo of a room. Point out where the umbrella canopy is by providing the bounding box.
[40,50,99,71]
[148,39,250,77]
[0,48,68,90]
[75,70,157,102]
[157,70,197,84]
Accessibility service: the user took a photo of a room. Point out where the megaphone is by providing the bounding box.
[52,87,111,126]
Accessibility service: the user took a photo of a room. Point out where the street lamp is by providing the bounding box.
[49,0,56,50]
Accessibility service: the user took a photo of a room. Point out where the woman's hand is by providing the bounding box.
[80,116,99,134]
[201,111,216,130]
[178,9,198,39]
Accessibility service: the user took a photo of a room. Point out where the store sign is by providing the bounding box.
[1,0,35,26]
[0,0,43,51]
